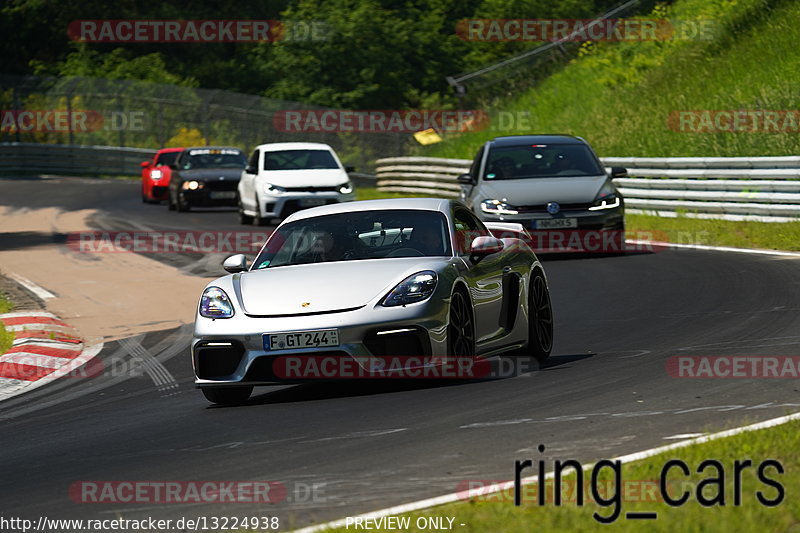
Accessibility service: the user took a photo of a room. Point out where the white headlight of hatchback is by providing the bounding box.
[150,169,163,180]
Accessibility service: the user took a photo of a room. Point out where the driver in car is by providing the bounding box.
[409,225,443,255]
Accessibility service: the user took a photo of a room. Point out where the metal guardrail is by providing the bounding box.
[0,142,155,176]
[374,156,800,222]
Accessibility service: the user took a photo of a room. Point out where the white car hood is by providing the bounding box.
[234,258,442,315]
[259,169,348,187]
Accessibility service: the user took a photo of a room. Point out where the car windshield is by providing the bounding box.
[484,144,604,179]
[253,210,451,269]
[155,152,179,166]
[182,149,246,169]
[263,149,339,171]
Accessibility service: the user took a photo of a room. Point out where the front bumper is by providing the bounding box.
[260,191,355,219]
[192,296,448,387]
[181,188,239,207]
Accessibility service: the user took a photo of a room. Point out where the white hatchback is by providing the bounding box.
[237,142,355,225]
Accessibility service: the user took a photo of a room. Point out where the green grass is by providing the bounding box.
[424,0,800,159]
[355,187,444,201]
[0,292,13,355]
[627,214,800,251]
[323,419,800,532]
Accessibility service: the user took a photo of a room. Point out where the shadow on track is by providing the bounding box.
[207,352,594,408]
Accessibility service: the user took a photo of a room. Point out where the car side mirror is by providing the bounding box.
[140,161,150,168]
[244,165,256,174]
[345,165,356,173]
[223,254,248,273]
[457,173,475,185]
[470,236,504,256]
[610,166,628,179]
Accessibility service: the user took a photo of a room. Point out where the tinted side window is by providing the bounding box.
[248,150,259,171]
[469,145,485,179]
[453,207,490,254]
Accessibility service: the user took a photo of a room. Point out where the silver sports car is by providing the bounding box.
[192,198,553,404]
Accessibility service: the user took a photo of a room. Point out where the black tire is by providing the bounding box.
[448,288,476,357]
[202,386,253,405]
[238,195,254,225]
[527,269,553,362]
[167,190,176,210]
[176,191,190,212]
[252,195,265,226]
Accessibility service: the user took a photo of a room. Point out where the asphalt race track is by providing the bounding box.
[1,176,800,529]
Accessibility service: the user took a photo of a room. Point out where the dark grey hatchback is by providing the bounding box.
[458,135,627,236]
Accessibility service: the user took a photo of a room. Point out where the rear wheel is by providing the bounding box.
[448,289,475,357]
[202,386,253,405]
[527,269,553,361]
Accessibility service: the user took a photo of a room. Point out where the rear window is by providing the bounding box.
[485,143,603,179]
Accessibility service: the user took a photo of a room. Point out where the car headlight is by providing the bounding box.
[481,199,519,215]
[338,182,353,194]
[150,169,163,180]
[381,271,437,307]
[199,287,235,318]
[264,183,286,194]
[182,180,202,190]
[588,193,620,211]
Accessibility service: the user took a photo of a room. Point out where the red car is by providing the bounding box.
[140,147,184,203]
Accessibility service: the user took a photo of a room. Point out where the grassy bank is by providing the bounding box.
[627,214,800,251]
[324,419,800,532]
[0,292,13,354]
[425,0,800,159]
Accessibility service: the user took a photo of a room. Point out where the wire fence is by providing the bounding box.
[0,74,413,172]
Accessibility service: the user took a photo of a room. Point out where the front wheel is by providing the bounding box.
[448,289,475,357]
[252,195,265,226]
[176,192,190,212]
[527,269,553,362]
[238,195,253,225]
[202,386,253,405]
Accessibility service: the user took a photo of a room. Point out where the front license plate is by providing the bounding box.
[209,191,236,199]
[535,218,578,229]
[264,329,340,350]
[299,198,326,207]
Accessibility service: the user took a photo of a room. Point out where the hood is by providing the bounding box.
[178,168,243,181]
[235,258,446,316]
[259,169,349,187]
[479,175,609,205]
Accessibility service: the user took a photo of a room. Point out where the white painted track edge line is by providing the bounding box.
[292,410,800,533]
[625,239,800,257]
[4,272,56,300]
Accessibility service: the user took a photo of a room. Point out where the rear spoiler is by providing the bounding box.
[484,222,529,239]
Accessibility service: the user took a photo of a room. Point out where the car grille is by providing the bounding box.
[516,202,594,213]
[283,186,339,192]
[279,199,339,218]
[195,341,244,379]
[203,180,238,192]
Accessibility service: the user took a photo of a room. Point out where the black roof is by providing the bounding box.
[489,135,585,147]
